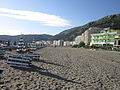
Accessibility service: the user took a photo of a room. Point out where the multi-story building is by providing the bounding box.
[75,35,82,45]
[81,27,102,45]
[53,40,64,46]
[90,29,120,46]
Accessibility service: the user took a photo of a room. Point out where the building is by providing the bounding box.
[63,41,71,46]
[53,40,57,46]
[35,41,47,47]
[75,35,82,45]
[81,27,102,45]
[90,29,120,46]
[0,40,10,46]
[53,40,64,46]
[69,41,76,46]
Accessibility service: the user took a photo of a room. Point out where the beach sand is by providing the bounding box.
[0,47,120,90]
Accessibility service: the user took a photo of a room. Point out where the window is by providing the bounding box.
[118,40,120,45]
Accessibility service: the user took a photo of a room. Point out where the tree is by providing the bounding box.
[78,41,85,47]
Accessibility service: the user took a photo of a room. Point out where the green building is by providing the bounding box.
[90,29,120,46]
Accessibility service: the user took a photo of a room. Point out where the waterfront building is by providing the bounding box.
[81,27,102,45]
[53,40,57,46]
[90,29,120,46]
[35,41,46,48]
[0,40,10,47]
[75,35,82,45]
[53,40,64,46]
[63,41,71,46]
[70,41,76,46]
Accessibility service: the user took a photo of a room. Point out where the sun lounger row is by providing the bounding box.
[7,55,32,68]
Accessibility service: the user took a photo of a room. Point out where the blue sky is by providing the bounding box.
[0,0,120,35]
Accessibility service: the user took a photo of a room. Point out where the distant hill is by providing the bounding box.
[52,14,120,41]
[0,34,53,42]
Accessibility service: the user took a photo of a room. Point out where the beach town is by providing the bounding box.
[0,0,120,89]
[0,27,120,89]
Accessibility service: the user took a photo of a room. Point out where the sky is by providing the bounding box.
[0,0,120,35]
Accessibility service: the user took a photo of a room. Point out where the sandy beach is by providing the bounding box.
[0,47,120,90]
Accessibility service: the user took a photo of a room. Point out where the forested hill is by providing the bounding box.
[52,14,120,41]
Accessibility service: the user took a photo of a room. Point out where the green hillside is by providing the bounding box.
[52,14,120,41]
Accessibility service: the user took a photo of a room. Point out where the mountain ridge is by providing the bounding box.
[0,34,53,42]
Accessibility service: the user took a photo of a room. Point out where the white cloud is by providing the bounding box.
[0,29,22,35]
[0,28,52,35]
[0,8,70,27]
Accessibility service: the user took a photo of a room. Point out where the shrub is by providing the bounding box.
[84,45,91,49]
[72,45,79,48]
[91,45,99,49]
[78,41,85,47]
[98,46,112,50]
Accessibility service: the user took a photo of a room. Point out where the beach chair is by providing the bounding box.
[7,55,32,68]
[24,53,40,60]
[0,51,5,59]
